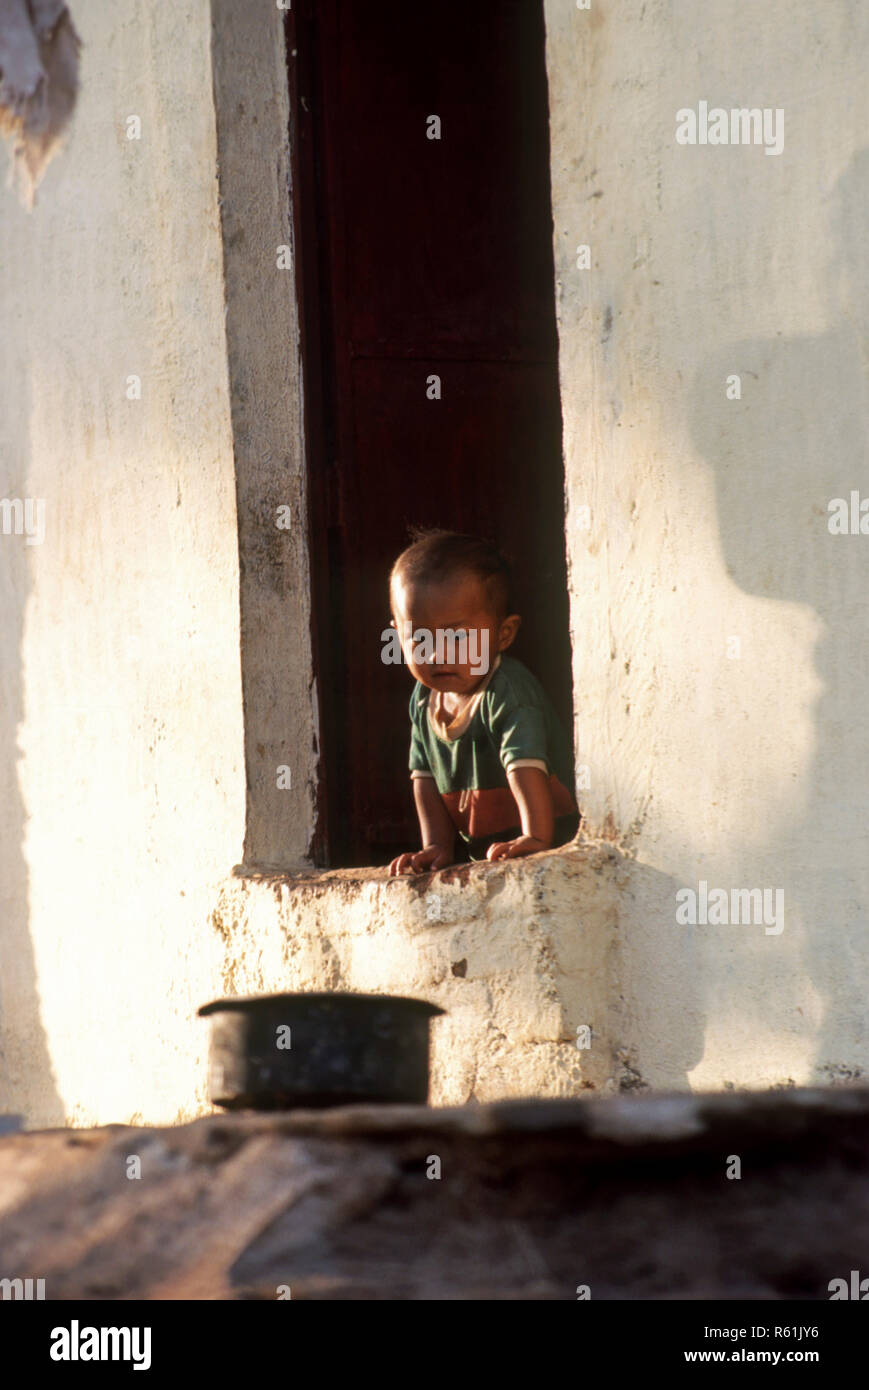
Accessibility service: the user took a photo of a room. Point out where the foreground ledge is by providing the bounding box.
[1,1088,867,1299]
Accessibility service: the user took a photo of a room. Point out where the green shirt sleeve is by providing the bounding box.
[486,687,551,773]
[408,687,432,774]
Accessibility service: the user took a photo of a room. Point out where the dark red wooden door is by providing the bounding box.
[291,0,572,866]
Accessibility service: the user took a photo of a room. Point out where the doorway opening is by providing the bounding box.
[289,0,573,867]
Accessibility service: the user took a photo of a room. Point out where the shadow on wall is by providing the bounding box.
[0,309,65,1125]
[611,857,707,1091]
[690,149,869,1085]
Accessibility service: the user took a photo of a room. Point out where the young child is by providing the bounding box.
[388,530,579,875]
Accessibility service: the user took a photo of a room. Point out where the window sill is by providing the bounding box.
[231,835,602,891]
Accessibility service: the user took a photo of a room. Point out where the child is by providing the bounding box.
[387,530,579,875]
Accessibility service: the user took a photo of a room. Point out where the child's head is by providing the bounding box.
[389,530,520,694]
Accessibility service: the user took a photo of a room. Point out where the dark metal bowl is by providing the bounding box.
[198,991,445,1110]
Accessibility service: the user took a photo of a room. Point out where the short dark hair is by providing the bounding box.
[390,529,513,618]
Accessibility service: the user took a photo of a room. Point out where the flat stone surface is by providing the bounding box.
[1,1087,868,1299]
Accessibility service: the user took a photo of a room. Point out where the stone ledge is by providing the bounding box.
[207,839,625,1107]
[205,1084,869,1147]
[2,1087,867,1299]
[232,833,621,891]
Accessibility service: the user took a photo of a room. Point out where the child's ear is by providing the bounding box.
[498,614,521,651]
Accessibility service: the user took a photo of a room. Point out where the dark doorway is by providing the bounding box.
[289,0,572,867]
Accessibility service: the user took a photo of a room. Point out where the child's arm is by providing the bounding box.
[486,765,554,861]
[389,777,456,875]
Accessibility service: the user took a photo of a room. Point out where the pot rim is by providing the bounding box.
[198,990,446,1019]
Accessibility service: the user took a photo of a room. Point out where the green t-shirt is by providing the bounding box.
[408,654,578,853]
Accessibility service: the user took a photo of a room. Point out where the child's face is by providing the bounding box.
[390,570,520,695]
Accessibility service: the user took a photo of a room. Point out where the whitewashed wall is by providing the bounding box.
[546,0,869,1087]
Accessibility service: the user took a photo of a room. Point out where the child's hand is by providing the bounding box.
[486,834,550,862]
[389,844,454,876]
[491,769,555,861]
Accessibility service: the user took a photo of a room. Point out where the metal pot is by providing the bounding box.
[198,991,445,1110]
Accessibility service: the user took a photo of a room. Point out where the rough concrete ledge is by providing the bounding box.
[208,839,627,1107]
[233,832,617,888]
[215,1083,869,1146]
[2,1087,868,1299]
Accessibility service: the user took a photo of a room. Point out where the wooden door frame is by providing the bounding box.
[282,0,572,869]
[284,0,339,865]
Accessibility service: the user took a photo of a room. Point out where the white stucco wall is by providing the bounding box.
[2,0,867,1130]
[545,0,869,1087]
[0,0,246,1126]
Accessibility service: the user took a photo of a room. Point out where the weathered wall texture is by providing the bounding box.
[545,0,869,1088]
[210,0,319,870]
[0,0,247,1127]
[210,846,621,1108]
[0,2,615,1130]
[2,0,866,1129]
